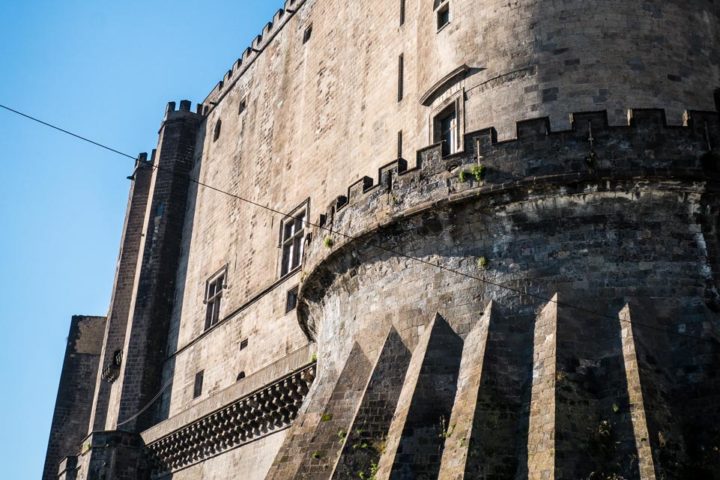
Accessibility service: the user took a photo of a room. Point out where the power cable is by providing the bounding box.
[2,102,717,349]
[0,104,137,160]
[116,380,174,428]
[6,102,717,431]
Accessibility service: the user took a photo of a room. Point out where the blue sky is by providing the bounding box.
[0,1,283,476]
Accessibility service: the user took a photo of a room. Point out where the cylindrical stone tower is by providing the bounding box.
[49,1,720,479]
[280,2,720,479]
[415,0,720,137]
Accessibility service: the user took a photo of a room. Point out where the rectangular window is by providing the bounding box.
[397,130,403,159]
[280,207,307,277]
[240,338,249,350]
[435,105,457,156]
[303,24,313,44]
[400,0,406,26]
[436,2,450,30]
[398,54,404,102]
[213,120,222,142]
[193,371,204,399]
[286,286,299,313]
[204,270,225,330]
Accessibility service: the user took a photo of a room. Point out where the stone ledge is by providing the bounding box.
[142,344,314,444]
[145,362,316,476]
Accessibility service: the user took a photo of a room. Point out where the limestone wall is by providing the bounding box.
[290,111,720,478]
[151,0,720,477]
[43,316,106,480]
[162,0,720,422]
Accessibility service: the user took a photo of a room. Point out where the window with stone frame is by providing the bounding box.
[435,103,458,156]
[280,205,307,277]
[435,0,450,31]
[204,268,226,330]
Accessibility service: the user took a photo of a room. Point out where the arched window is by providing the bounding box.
[213,119,222,142]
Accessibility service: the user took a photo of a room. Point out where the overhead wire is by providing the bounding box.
[1,102,718,348]
[6,101,718,429]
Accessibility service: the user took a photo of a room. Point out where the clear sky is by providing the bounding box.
[0,1,284,476]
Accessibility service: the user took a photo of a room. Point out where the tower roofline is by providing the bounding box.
[200,0,307,115]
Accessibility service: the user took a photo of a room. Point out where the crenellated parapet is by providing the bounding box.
[163,99,205,119]
[298,107,720,338]
[202,0,308,111]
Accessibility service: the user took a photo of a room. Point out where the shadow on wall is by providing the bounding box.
[155,127,205,424]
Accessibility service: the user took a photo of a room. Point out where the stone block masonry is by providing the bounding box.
[43,316,106,480]
[114,103,203,433]
[44,0,720,478]
[88,155,153,432]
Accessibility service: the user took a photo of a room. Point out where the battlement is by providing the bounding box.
[300,107,720,305]
[164,100,204,119]
[202,0,307,110]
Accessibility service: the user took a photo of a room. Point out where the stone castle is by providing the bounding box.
[44,0,720,479]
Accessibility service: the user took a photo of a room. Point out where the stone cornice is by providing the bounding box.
[145,362,316,476]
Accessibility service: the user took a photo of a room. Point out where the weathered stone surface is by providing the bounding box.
[619,304,658,480]
[292,344,371,479]
[89,156,152,432]
[375,314,463,480]
[527,297,557,480]
[332,327,411,480]
[43,316,106,480]
[45,0,720,478]
[438,303,494,480]
[73,431,146,480]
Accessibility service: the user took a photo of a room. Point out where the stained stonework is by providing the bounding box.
[43,316,106,480]
[45,0,720,478]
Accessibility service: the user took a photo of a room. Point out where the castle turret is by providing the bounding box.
[46,1,720,479]
[113,100,203,433]
[415,0,720,139]
[87,153,153,434]
[66,102,203,480]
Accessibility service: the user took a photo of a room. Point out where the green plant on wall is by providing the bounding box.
[372,438,387,455]
[458,164,486,183]
[470,164,486,182]
[438,415,456,439]
[323,236,335,248]
[358,461,379,480]
[477,256,489,269]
